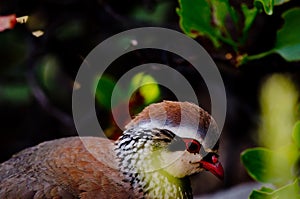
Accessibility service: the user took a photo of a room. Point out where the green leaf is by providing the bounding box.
[254,0,274,15]
[241,4,258,43]
[250,189,271,199]
[273,8,300,62]
[209,0,239,44]
[241,148,272,183]
[241,147,293,184]
[210,0,239,27]
[292,121,300,148]
[177,0,238,48]
[243,8,300,63]
[249,186,275,199]
[250,180,300,199]
[210,0,229,27]
[177,0,221,47]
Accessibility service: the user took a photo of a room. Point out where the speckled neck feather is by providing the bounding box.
[115,128,193,199]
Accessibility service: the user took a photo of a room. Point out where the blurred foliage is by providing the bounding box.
[241,74,300,199]
[131,1,172,25]
[96,72,160,110]
[37,55,62,91]
[95,75,119,109]
[0,84,31,105]
[130,72,160,105]
[293,121,300,148]
[177,0,300,65]
[95,72,160,139]
[0,29,28,70]
[259,75,298,148]
[35,55,74,106]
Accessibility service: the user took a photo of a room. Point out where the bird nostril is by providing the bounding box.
[202,152,218,163]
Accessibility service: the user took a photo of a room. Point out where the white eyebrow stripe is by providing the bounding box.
[138,120,204,143]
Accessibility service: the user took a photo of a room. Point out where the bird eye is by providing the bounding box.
[183,139,201,154]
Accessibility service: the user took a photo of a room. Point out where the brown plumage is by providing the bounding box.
[0,101,223,198]
[0,137,137,199]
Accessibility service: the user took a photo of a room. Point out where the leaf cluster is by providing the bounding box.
[177,0,300,65]
[241,124,300,199]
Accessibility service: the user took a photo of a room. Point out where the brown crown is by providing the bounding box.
[125,101,216,139]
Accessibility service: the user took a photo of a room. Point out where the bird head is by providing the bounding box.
[122,101,223,179]
[115,101,224,197]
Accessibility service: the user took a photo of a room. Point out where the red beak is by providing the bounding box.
[200,154,224,180]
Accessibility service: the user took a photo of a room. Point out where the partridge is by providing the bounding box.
[0,101,224,199]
